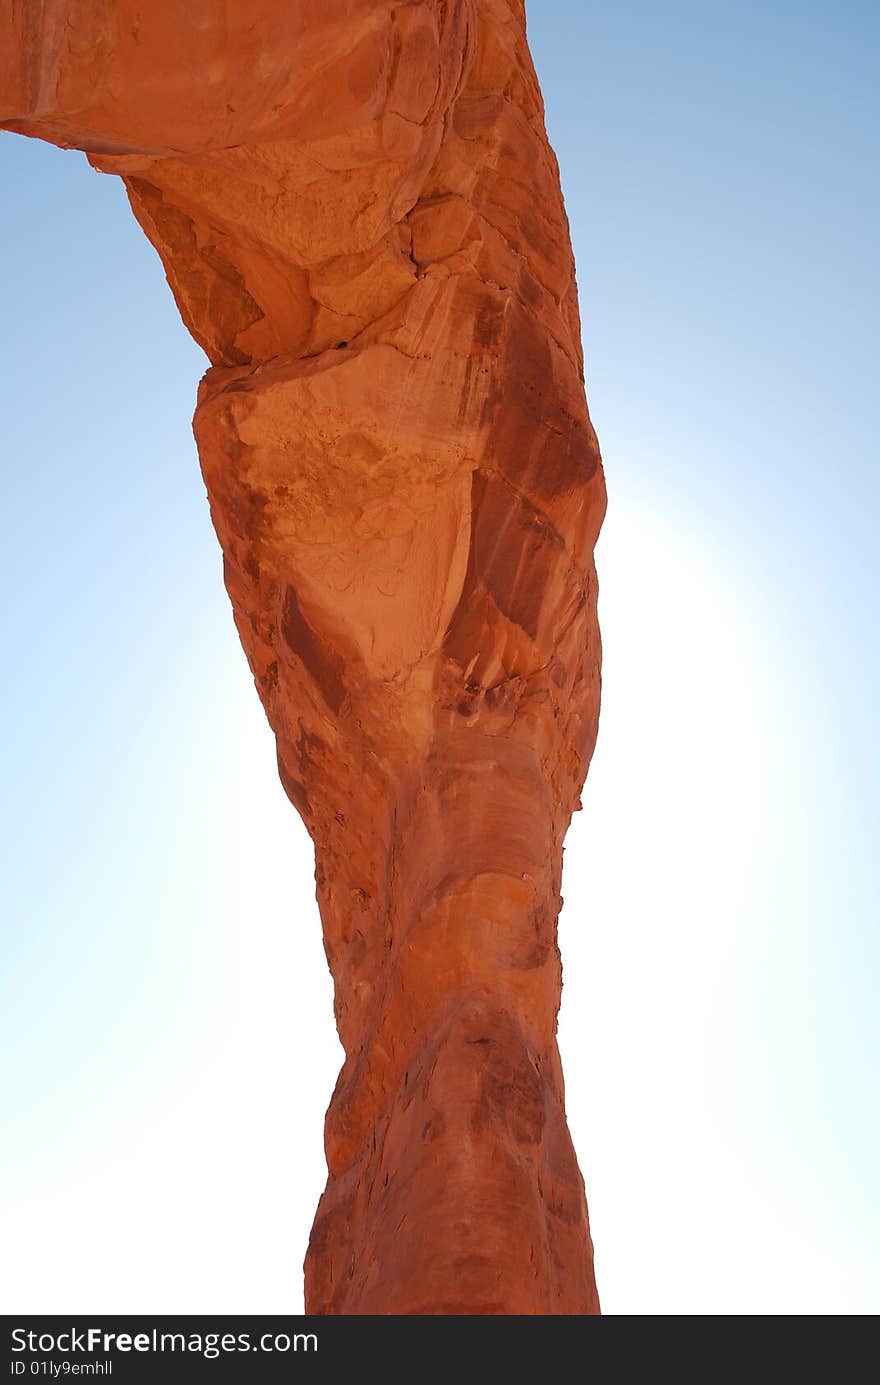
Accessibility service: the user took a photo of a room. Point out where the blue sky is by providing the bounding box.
[2,1,878,1313]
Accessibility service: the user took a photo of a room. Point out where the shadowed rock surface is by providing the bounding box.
[2,0,605,1313]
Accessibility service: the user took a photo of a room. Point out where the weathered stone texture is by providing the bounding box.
[2,0,605,1313]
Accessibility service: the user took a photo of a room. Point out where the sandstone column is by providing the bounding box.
[2,0,606,1313]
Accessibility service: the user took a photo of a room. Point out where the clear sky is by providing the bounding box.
[1,1,878,1314]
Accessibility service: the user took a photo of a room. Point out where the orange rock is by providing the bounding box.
[2,0,605,1314]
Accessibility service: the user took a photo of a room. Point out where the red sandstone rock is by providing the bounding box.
[2,0,605,1314]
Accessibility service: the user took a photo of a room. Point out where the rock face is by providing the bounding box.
[2,0,605,1314]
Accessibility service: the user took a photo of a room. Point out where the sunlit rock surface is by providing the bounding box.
[2,0,605,1314]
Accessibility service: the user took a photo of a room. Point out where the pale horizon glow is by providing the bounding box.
[2,1,878,1315]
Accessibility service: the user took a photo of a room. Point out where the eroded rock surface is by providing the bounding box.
[2,0,605,1313]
